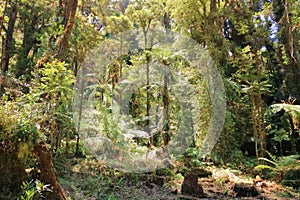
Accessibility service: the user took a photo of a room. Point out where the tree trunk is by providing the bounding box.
[251,93,267,158]
[37,0,78,67]
[146,53,151,144]
[34,142,67,200]
[162,73,170,145]
[256,93,266,158]
[250,94,259,159]
[1,3,18,73]
[15,9,39,78]
[56,0,78,57]
[279,0,300,103]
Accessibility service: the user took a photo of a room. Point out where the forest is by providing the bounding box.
[0,0,300,199]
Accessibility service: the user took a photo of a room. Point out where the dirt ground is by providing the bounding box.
[59,158,300,200]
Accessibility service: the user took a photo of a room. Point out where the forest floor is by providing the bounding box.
[56,155,300,200]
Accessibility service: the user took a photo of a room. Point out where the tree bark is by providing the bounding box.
[34,142,67,200]
[15,7,39,78]
[279,0,300,103]
[56,0,78,57]
[256,94,266,158]
[37,0,78,67]
[250,92,267,158]
[1,3,18,73]
[162,72,170,145]
[250,94,259,159]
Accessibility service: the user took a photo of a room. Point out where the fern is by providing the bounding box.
[267,151,278,163]
[268,104,300,115]
[277,155,300,168]
[256,154,300,177]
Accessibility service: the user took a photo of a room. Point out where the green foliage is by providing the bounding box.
[96,103,123,144]
[255,154,300,181]
[19,181,37,200]
[33,60,75,103]
[21,60,75,144]
[107,15,133,34]
[0,102,39,197]
[1,0,300,198]
[265,104,300,155]
[185,147,201,158]
[230,45,272,96]
[18,180,51,200]
[166,0,220,45]
[0,102,18,137]
[211,111,243,164]
[240,157,258,169]
[174,173,184,181]
[126,0,164,30]
[69,13,106,73]
[266,104,300,122]
[13,121,39,142]
[0,60,76,198]
[183,147,206,167]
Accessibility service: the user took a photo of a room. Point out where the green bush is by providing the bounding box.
[0,102,40,198]
[0,103,24,196]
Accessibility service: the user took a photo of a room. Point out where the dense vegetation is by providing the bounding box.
[0,0,299,199]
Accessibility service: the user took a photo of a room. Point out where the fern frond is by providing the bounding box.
[266,151,278,162]
[277,155,300,167]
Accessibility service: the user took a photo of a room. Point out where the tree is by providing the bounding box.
[26,60,74,200]
[14,0,53,79]
[126,0,165,144]
[36,0,78,67]
[274,0,300,103]
[1,1,18,73]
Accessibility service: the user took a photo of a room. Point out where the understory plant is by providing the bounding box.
[255,153,300,181]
